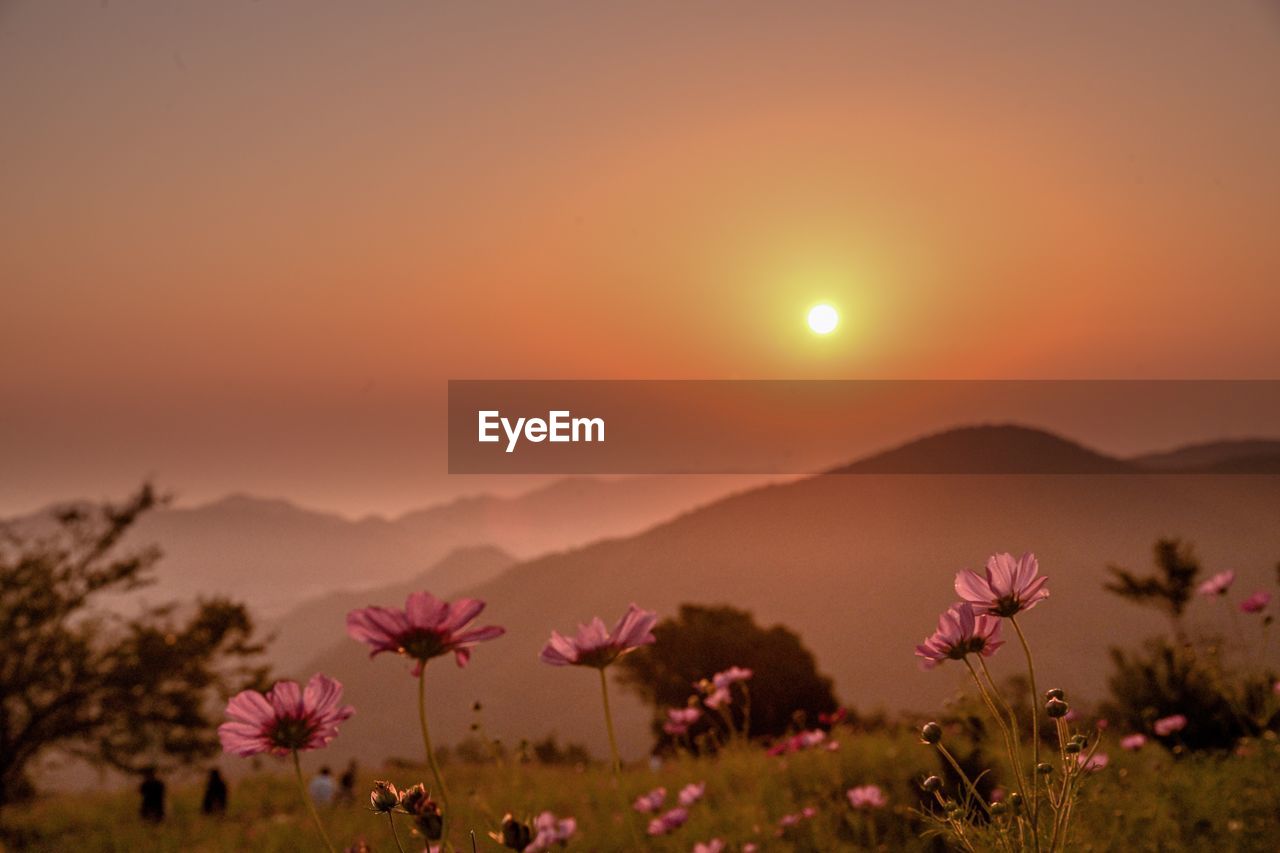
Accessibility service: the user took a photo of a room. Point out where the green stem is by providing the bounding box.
[1010,615,1043,844]
[935,742,991,818]
[291,750,336,853]
[963,658,1030,803]
[977,655,1027,775]
[599,666,622,776]
[388,813,406,853]
[418,668,453,851]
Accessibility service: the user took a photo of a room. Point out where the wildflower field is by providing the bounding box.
[5,728,1279,852]
[5,534,1279,852]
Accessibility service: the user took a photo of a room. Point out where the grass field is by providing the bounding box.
[3,727,1278,852]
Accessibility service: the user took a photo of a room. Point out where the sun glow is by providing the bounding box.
[807,303,839,335]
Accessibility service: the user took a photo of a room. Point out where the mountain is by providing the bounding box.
[269,545,516,674]
[296,425,1280,769]
[833,424,1137,474]
[112,475,760,615]
[1131,439,1280,473]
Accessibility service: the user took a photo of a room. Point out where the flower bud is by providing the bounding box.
[1045,698,1069,718]
[1036,762,1053,775]
[944,800,961,814]
[414,805,444,841]
[399,784,443,840]
[921,722,943,744]
[499,814,533,851]
[991,801,1009,817]
[369,781,399,814]
[1044,688,1065,701]
[922,775,942,793]
[398,783,429,814]
[1009,792,1023,810]
[1064,742,1081,754]
[1071,733,1088,748]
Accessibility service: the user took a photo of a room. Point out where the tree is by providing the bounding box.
[1103,538,1200,640]
[0,486,269,806]
[616,604,838,749]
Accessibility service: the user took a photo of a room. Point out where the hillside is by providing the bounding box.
[297,426,1280,768]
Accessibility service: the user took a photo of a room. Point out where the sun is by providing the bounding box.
[807,303,839,335]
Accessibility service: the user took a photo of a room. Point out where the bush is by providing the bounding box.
[616,603,839,750]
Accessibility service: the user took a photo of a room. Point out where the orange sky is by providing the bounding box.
[2,2,1279,514]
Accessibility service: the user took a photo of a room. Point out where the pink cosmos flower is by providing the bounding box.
[346,592,505,675]
[678,781,706,807]
[539,603,658,668]
[766,728,826,756]
[1077,752,1108,773]
[527,811,576,853]
[1274,681,1280,696]
[664,707,703,736]
[743,845,759,853]
[218,674,354,757]
[712,666,754,689]
[693,841,726,853]
[775,807,818,835]
[1240,590,1271,614]
[955,552,1050,617]
[1120,733,1147,751]
[847,785,888,809]
[699,666,753,709]
[633,787,667,814]
[818,708,848,727]
[646,807,688,837]
[1153,714,1187,737]
[915,602,1004,669]
[1197,570,1235,596]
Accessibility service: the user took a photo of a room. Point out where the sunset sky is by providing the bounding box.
[2,2,1279,515]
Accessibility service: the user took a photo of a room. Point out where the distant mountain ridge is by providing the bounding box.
[108,475,762,615]
[833,424,1139,474]
[1131,438,1280,473]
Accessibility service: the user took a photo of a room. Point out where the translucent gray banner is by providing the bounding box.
[447,380,1280,475]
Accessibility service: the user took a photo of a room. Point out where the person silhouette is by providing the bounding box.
[309,765,336,806]
[139,767,166,822]
[337,759,358,804]
[201,768,228,815]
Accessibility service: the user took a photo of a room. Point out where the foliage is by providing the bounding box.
[4,729,1279,851]
[1104,638,1278,750]
[1102,538,1279,752]
[615,604,839,747]
[1103,538,1200,635]
[0,487,269,806]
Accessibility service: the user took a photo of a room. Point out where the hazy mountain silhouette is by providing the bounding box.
[833,424,1138,474]
[114,476,759,614]
[294,425,1280,768]
[1131,438,1280,473]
